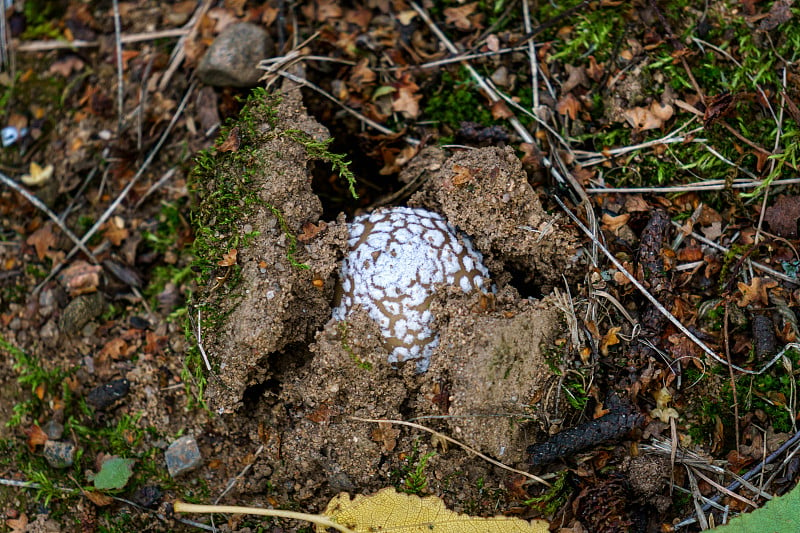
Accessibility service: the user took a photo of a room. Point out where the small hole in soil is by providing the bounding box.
[241,379,280,411]
[506,264,544,300]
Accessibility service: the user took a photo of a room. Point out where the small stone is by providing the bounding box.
[196,22,274,87]
[86,378,130,410]
[42,419,64,440]
[165,435,202,478]
[132,485,162,508]
[43,440,76,469]
[58,292,106,335]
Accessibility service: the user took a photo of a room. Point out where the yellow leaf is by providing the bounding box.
[21,162,54,186]
[319,487,549,533]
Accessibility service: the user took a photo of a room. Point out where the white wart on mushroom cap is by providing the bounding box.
[332,206,490,372]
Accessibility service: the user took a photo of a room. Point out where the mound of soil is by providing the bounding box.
[194,81,581,503]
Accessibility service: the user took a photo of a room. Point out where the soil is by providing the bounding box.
[192,82,580,512]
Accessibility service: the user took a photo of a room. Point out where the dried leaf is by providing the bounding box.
[20,162,54,186]
[371,421,400,452]
[764,195,800,238]
[217,248,238,267]
[451,164,474,186]
[24,424,48,451]
[444,2,478,31]
[298,221,328,243]
[49,55,85,77]
[601,212,630,233]
[737,277,778,307]
[27,222,57,261]
[218,126,241,153]
[319,487,549,532]
[83,489,115,506]
[393,86,422,118]
[599,326,621,356]
[58,260,102,295]
[101,216,129,246]
[759,0,793,30]
[556,93,581,119]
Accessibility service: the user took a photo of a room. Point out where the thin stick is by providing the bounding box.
[0,171,97,262]
[159,0,212,91]
[521,0,540,112]
[723,305,741,453]
[172,501,356,533]
[215,445,264,504]
[586,177,800,193]
[349,416,550,486]
[112,0,124,133]
[273,69,401,138]
[14,29,190,51]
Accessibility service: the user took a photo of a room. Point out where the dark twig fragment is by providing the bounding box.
[527,396,644,466]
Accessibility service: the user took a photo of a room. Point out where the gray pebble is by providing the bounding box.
[42,419,64,440]
[196,22,274,87]
[165,435,202,478]
[58,292,106,335]
[43,440,76,469]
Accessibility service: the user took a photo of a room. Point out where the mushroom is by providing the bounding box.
[332,207,490,371]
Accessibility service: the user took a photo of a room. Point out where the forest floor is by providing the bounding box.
[0,0,799,532]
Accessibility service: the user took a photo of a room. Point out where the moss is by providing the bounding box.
[424,69,495,142]
[337,322,373,370]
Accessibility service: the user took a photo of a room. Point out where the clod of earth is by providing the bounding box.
[333,206,490,372]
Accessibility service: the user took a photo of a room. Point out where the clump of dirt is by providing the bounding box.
[409,145,581,293]
[195,82,582,502]
[195,83,349,413]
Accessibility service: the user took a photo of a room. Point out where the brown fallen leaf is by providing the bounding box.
[393,86,422,118]
[217,248,238,267]
[58,260,102,295]
[27,222,57,261]
[737,277,778,307]
[444,2,478,31]
[556,93,581,120]
[24,424,48,451]
[101,216,129,246]
[600,212,630,233]
[371,421,400,452]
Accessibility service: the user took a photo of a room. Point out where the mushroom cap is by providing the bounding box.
[332,207,489,371]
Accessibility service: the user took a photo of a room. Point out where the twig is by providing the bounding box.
[14,28,190,51]
[159,0,212,91]
[172,501,356,533]
[215,445,264,504]
[272,69,405,139]
[586,177,800,193]
[112,0,124,133]
[349,416,550,486]
[723,305,741,453]
[674,428,800,528]
[0,171,97,262]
